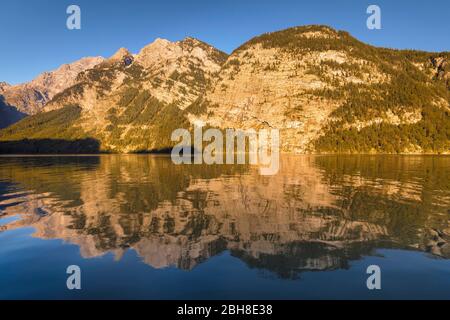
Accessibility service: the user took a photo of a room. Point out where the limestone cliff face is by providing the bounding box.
[189,25,450,153]
[192,27,354,152]
[1,57,104,116]
[430,55,450,88]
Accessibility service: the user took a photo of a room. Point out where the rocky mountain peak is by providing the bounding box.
[234,25,342,54]
[134,37,227,71]
[431,55,450,88]
[0,56,104,116]
[135,38,182,69]
[182,36,198,42]
[179,36,204,47]
[107,48,134,66]
[0,82,10,93]
[142,37,174,53]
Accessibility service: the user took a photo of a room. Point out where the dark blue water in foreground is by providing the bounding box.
[0,155,449,299]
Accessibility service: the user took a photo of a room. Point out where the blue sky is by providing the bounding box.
[1,0,449,85]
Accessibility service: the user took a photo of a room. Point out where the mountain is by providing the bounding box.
[44,37,227,114]
[0,82,10,92]
[192,25,450,153]
[1,56,104,115]
[0,25,449,154]
[0,57,104,128]
[0,37,228,152]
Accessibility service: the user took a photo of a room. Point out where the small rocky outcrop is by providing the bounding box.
[431,56,450,88]
[0,81,10,93]
[105,47,134,66]
[425,228,450,257]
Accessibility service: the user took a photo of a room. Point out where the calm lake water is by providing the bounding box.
[0,155,449,300]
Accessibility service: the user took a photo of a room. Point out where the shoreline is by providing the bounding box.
[0,152,448,157]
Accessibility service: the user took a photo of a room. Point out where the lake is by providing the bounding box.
[0,155,449,299]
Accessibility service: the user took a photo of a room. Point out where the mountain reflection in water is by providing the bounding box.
[0,155,449,281]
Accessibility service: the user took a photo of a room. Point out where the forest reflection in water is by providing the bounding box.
[0,155,449,280]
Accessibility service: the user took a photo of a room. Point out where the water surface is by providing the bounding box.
[0,155,449,299]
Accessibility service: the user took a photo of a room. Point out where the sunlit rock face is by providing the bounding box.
[188,25,450,154]
[0,155,449,277]
[0,57,104,129]
[44,37,227,113]
[33,38,228,153]
[1,57,105,116]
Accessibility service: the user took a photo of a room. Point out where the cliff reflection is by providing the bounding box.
[0,155,449,278]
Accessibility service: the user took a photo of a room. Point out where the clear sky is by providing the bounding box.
[1,0,449,85]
